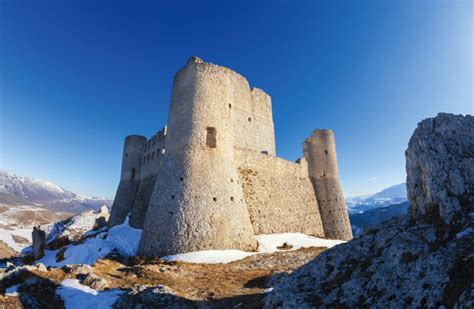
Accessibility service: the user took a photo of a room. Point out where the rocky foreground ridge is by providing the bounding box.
[265,113,474,308]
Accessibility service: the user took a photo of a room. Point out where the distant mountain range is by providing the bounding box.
[0,169,112,213]
[0,170,112,257]
[346,183,408,236]
[345,183,407,214]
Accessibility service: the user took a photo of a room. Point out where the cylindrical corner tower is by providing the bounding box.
[138,57,257,257]
[303,129,352,240]
[108,134,146,227]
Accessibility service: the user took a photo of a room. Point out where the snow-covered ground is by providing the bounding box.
[38,217,345,266]
[162,250,256,264]
[38,218,142,267]
[56,279,123,309]
[0,205,51,252]
[255,233,344,253]
[0,227,32,252]
[163,233,345,264]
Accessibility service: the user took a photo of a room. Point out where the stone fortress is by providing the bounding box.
[109,57,352,257]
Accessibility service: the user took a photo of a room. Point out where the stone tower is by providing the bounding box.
[108,135,146,226]
[303,129,352,240]
[138,57,257,257]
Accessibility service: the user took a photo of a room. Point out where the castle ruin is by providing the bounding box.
[109,57,352,257]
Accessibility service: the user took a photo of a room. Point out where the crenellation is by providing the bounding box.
[109,57,353,256]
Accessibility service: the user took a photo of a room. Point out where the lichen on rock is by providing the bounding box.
[406,113,474,224]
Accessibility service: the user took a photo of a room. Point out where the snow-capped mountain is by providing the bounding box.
[346,183,409,236]
[0,170,76,204]
[0,169,112,213]
[345,183,407,214]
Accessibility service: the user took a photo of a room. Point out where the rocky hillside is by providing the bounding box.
[265,113,474,308]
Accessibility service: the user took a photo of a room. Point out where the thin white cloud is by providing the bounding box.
[366,177,377,182]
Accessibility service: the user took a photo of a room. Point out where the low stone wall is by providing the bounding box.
[236,149,325,237]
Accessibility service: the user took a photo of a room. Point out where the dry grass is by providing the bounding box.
[1,247,326,307]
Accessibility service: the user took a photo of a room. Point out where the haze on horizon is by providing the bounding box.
[0,0,472,199]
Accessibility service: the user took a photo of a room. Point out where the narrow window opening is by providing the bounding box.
[125,152,129,158]
[171,195,175,199]
[228,103,232,108]
[213,197,217,202]
[230,197,234,201]
[206,127,217,148]
[131,168,136,180]
[180,176,184,181]
[230,179,233,182]
[261,150,268,155]
[248,117,252,122]
[325,149,328,155]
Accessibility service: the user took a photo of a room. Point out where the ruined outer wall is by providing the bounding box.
[236,149,325,236]
[232,87,276,155]
[109,135,146,227]
[138,57,257,257]
[129,174,156,228]
[141,127,167,178]
[129,128,167,228]
[303,130,352,240]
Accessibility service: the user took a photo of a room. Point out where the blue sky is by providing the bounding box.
[0,0,472,199]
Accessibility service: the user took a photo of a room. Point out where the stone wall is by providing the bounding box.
[236,149,325,236]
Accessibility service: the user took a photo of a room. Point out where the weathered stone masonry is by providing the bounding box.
[108,57,352,257]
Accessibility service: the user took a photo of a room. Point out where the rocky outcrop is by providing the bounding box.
[406,113,474,224]
[31,208,110,254]
[265,113,474,308]
[114,285,194,308]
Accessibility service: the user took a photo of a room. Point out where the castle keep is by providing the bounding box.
[109,57,352,257]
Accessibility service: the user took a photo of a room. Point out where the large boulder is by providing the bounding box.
[406,113,474,224]
[264,113,474,308]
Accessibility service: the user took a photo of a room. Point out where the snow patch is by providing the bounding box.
[161,233,345,264]
[57,279,123,309]
[0,227,32,252]
[38,218,141,267]
[256,233,344,253]
[162,250,255,264]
